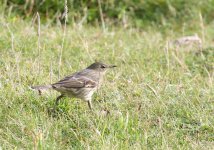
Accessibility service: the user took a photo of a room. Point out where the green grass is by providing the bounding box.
[0,17,213,149]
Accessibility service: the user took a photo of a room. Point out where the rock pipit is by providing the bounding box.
[31,62,116,109]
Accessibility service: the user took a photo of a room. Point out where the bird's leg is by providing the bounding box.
[55,94,64,105]
[87,100,93,110]
[38,90,42,95]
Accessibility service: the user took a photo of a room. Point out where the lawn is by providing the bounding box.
[0,18,213,149]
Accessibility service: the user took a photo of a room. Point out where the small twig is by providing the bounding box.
[49,57,53,84]
[124,112,129,130]
[58,0,68,79]
[172,52,189,71]
[77,34,93,62]
[78,7,88,27]
[137,103,142,111]
[36,12,41,75]
[173,34,202,48]
[146,84,158,97]
[204,67,213,87]
[164,40,170,74]
[199,12,205,45]
[6,24,14,52]
[98,0,105,32]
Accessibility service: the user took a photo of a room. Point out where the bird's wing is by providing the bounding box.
[52,75,97,88]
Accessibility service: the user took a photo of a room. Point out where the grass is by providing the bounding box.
[0,17,213,149]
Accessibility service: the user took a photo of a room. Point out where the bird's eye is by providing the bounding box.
[101,65,105,68]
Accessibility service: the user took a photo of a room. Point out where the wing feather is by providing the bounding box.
[52,75,97,89]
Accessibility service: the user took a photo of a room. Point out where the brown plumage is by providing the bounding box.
[31,62,116,109]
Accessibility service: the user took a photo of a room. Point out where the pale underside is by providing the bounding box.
[54,86,97,101]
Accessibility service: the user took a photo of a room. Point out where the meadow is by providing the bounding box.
[0,16,213,149]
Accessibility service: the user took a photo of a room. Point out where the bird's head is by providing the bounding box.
[87,62,116,72]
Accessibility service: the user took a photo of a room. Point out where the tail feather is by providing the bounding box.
[31,85,53,90]
[31,85,53,95]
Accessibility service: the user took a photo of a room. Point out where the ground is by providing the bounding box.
[0,18,213,149]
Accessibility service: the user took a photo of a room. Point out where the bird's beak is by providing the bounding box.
[108,65,117,68]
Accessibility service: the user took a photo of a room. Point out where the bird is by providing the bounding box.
[31,62,116,109]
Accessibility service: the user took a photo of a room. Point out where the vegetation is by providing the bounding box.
[2,0,214,27]
[0,0,213,149]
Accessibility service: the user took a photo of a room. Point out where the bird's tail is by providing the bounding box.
[31,85,53,95]
[31,85,53,90]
